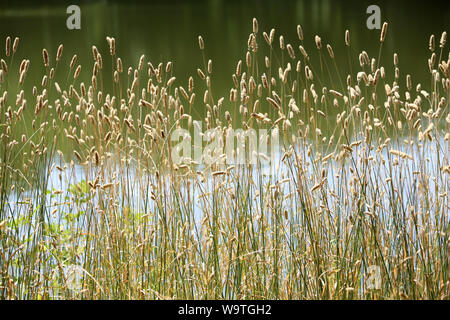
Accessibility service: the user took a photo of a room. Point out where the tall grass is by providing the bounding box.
[0,19,448,299]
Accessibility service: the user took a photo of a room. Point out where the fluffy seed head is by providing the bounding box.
[269,29,275,44]
[315,35,322,49]
[279,35,285,50]
[440,31,447,48]
[70,54,77,69]
[74,65,81,79]
[56,44,63,62]
[345,30,350,46]
[107,37,115,56]
[299,45,308,58]
[297,25,304,41]
[117,58,123,73]
[380,22,388,42]
[12,37,19,53]
[198,36,204,50]
[429,35,435,51]
[42,48,49,67]
[252,18,258,33]
[263,32,270,45]
[327,44,334,58]
[287,44,295,59]
[5,36,11,57]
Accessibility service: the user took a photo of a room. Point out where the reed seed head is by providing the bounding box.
[252,17,258,33]
[297,25,304,41]
[74,65,81,79]
[5,36,11,57]
[315,35,322,49]
[327,44,334,59]
[279,36,285,50]
[440,31,447,48]
[117,58,123,73]
[429,34,435,51]
[198,36,204,50]
[380,22,388,42]
[12,37,19,53]
[56,44,63,62]
[42,48,49,67]
[70,54,77,69]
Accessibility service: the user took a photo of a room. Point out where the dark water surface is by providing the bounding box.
[1,0,448,93]
[0,0,448,149]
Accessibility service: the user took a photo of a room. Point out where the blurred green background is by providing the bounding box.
[0,0,448,152]
[1,0,448,97]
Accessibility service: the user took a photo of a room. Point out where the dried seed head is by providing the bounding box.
[92,62,99,76]
[252,17,258,33]
[189,93,195,105]
[329,90,343,98]
[74,150,82,162]
[345,30,350,46]
[246,51,251,67]
[1,59,7,74]
[287,44,295,59]
[440,31,447,48]
[208,59,212,74]
[236,60,242,76]
[139,55,145,71]
[305,66,313,80]
[56,44,63,62]
[96,53,103,69]
[108,37,115,56]
[92,45,99,61]
[5,36,11,57]
[198,35,204,50]
[296,61,301,73]
[12,37,19,53]
[55,82,61,94]
[315,35,322,49]
[74,65,81,79]
[429,34,435,51]
[189,76,194,92]
[180,86,189,100]
[297,24,304,41]
[117,58,123,73]
[380,22,388,42]
[42,48,49,67]
[261,73,268,88]
[266,97,280,110]
[263,32,270,45]
[197,68,205,80]
[70,54,77,69]
[230,89,237,102]
[269,29,275,44]
[299,45,308,58]
[327,44,334,59]
[94,151,100,166]
[19,70,27,84]
[279,35,285,50]
[406,74,411,91]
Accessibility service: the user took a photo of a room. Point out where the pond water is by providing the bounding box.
[1,0,449,141]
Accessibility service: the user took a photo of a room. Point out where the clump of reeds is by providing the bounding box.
[0,19,448,300]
